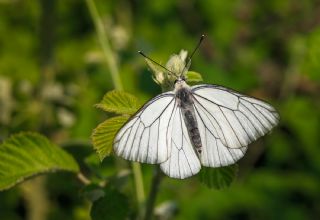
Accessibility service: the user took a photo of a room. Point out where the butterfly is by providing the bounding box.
[113,36,279,179]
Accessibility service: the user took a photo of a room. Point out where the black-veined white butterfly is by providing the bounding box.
[114,36,279,179]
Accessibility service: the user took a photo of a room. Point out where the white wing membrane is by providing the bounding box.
[114,92,175,164]
[114,91,201,179]
[193,99,248,167]
[113,83,279,178]
[191,84,279,153]
[160,107,201,179]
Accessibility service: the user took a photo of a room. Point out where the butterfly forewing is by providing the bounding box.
[191,85,279,149]
[113,92,175,164]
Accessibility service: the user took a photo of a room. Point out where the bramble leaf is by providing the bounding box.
[92,116,130,161]
[198,165,238,189]
[186,71,203,82]
[95,90,140,115]
[0,132,79,191]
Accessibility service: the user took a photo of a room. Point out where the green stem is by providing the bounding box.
[85,0,122,90]
[133,162,146,214]
[144,166,162,220]
[85,0,145,216]
[77,172,91,185]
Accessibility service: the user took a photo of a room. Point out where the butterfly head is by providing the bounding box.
[174,75,186,84]
[174,76,189,91]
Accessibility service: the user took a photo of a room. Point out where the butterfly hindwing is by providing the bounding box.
[160,106,201,179]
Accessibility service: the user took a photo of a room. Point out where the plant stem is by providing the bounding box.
[144,166,162,220]
[77,172,91,185]
[20,176,49,220]
[85,0,145,216]
[132,162,146,216]
[85,0,122,90]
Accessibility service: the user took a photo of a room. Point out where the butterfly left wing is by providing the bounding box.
[191,84,279,167]
[114,91,201,179]
[160,105,201,179]
[114,92,176,164]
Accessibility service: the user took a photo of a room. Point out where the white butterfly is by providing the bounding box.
[113,39,279,179]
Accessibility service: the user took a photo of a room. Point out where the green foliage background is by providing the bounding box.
[0,0,320,219]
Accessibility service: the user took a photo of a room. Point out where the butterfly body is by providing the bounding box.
[175,80,202,155]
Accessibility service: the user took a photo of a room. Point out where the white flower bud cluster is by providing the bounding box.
[146,50,189,91]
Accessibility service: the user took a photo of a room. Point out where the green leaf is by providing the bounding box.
[186,71,203,82]
[198,165,238,189]
[92,116,130,161]
[95,90,140,115]
[90,188,129,220]
[0,132,79,191]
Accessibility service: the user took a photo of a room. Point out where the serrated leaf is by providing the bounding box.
[198,165,238,189]
[90,188,129,220]
[92,116,130,161]
[0,132,79,191]
[186,71,203,82]
[95,90,140,115]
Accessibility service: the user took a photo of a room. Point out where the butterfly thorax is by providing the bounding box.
[175,81,202,155]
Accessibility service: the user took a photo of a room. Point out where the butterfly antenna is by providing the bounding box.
[190,34,205,60]
[181,34,205,75]
[138,51,176,76]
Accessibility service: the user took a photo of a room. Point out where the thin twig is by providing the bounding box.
[85,0,146,217]
[144,166,163,220]
[132,162,146,217]
[85,0,123,90]
[77,172,91,185]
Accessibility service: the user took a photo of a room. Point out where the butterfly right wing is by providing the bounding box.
[113,92,176,164]
[191,84,279,167]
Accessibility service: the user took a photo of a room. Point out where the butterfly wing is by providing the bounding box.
[114,89,201,179]
[160,106,201,179]
[114,92,176,164]
[191,84,279,167]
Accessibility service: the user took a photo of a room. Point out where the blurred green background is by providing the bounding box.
[0,0,320,219]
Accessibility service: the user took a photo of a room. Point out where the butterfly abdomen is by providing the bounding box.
[183,109,202,154]
[176,86,202,154]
